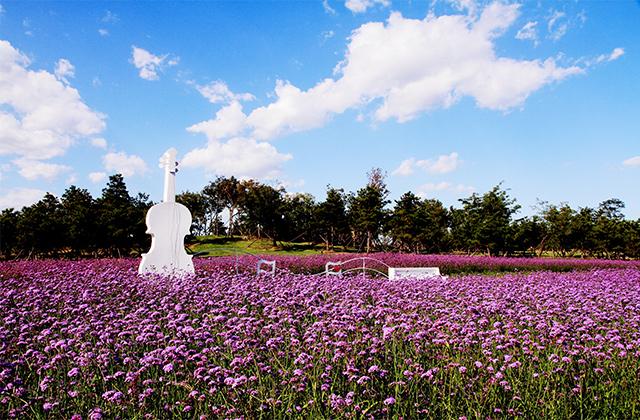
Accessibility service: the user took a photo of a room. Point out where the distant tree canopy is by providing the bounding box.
[1,171,640,259]
[1,175,151,258]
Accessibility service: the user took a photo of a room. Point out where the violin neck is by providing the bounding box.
[163,168,176,202]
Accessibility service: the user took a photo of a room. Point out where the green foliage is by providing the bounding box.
[202,176,244,236]
[281,192,318,243]
[316,187,350,251]
[17,193,65,257]
[96,175,151,257]
[348,168,390,253]
[417,198,450,253]
[3,171,640,260]
[0,208,19,258]
[238,182,285,246]
[451,185,520,256]
[388,191,422,252]
[61,186,97,256]
[176,190,210,236]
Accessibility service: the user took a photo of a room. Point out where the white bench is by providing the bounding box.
[388,267,447,280]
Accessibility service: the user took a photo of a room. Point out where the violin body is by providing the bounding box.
[138,201,194,275]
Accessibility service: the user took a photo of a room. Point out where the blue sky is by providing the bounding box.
[0,0,639,218]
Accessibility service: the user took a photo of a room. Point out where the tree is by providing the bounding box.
[510,216,545,256]
[281,193,317,243]
[96,174,147,257]
[239,182,285,246]
[594,198,626,258]
[417,198,450,253]
[316,187,350,251]
[131,192,153,252]
[571,207,596,257]
[622,219,640,259]
[202,176,244,236]
[16,193,64,257]
[60,186,97,256]
[0,209,19,258]
[388,192,422,252]
[176,191,210,236]
[452,185,519,256]
[348,168,390,253]
[541,203,575,257]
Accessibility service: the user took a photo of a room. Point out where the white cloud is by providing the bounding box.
[13,158,72,181]
[516,21,538,45]
[90,137,108,149]
[182,137,292,180]
[101,10,119,24]
[65,174,77,184]
[0,188,46,210]
[0,40,106,162]
[103,151,148,177]
[448,0,478,16]
[577,10,587,25]
[420,152,460,174]
[98,28,109,37]
[196,81,255,104]
[590,47,625,66]
[623,156,640,167]
[321,30,336,43]
[88,171,107,183]
[345,0,390,14]
[608,47,625,61]
[392,152,460,176]
[187,101,248,141]
[392,158,416,176]
[192,4,584,143]
[22,18,34,36]
[323,0,336,15]
[54,58,75,83]
[130,46,177,81]
[0,4,5,15]
[547,10,568,41]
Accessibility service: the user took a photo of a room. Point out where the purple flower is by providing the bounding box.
[89,408,103,420]
[382,326,396,341]
[102,390,124,403]
[357,375,370,385]
[384,397,396,405]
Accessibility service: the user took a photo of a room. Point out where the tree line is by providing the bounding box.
[1,170,639,259]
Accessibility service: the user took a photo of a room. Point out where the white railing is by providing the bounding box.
[321,257,390,278]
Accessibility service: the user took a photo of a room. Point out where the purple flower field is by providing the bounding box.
[2,258,640,418]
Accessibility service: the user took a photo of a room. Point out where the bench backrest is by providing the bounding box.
[388,267,441,280]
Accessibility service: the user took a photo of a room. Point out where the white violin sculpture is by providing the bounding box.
[138,148,195,275]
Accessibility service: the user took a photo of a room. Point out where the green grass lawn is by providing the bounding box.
[186,235,348,256]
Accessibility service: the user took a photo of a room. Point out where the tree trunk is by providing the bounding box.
[228,207,236,236]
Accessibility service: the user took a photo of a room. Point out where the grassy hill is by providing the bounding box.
[186,235,348,257]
